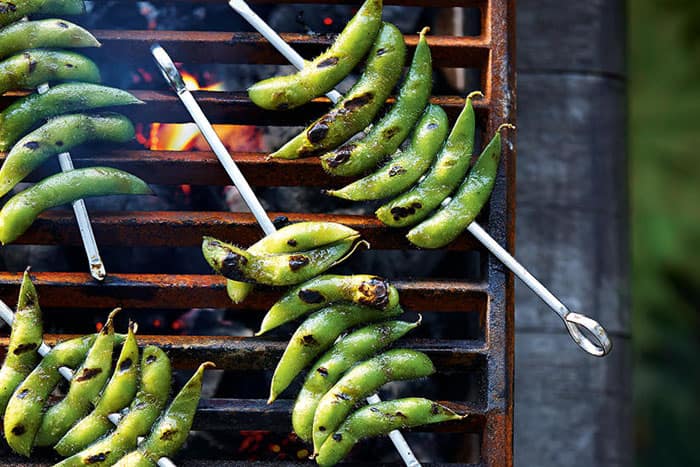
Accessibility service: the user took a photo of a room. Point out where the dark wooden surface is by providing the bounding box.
[515,1,631,466]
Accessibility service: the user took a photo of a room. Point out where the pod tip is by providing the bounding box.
[201,361,217,370]
[419,26,430,36]
[467,90,484,100]
[497,123,516,133]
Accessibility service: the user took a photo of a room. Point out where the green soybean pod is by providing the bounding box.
[257,274,400,336]
[0,0,86,28]
[407,123,515,249]
[292,318,420,442]
[326,104,449,201]
[312,349,434,452]
[0,268,42,414]
[0,112,135,198]
[269,22,406,160]
[248,0,382,111]
[268,303,404,403]
[55,346,172,467]
[202,235,366,286]
[3,334,96,457]
[0,82,143,151]
[34,308,119,447]
[54,321,141,457]
[0,19,100,60]
[320,26,433,176]
[316,398,466,467]
[0,49,101,95]
[375,90,483,227]
[0,167,152,245]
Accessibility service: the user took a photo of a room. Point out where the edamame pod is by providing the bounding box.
[0,268,42,414]
[407,124,514,248]
[316,398,465,467]
[226,222,360,304]
[270,22,406,159]
[56,346,172,467]
[0,19,100,60]
[202,235,366,286]
[376,91,482,227]
[0,112,135,198]
[4,335,96,457]
[257,274,400,335]
[312,349,434,452]
[320,26,433,176]
[248,0,382,111]
[54,321,140,456]
[0,167,152,245]
[0,49,101,95]
[269,303,403,403]
[326,104,448,201]
[0,0,86,28]
[35,308,119,447]
[0,82,143,151]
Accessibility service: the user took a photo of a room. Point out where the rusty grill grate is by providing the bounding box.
[0,0,515,465]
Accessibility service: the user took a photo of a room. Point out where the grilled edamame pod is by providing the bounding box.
[0,167,152,245]
[269,303,404,403]
[326,104,448,201]
[0,112,135,198]
[0,0,86,28]
[270,22,406,159]
[376,91,482,227]
[257,274,400,335]
[4,335,96,457]
[202,234,366,287]
[226,221,360,303]
[292,318,420,442]
[56,346,172,467]
[321,26,433,176]
[34,308,120,447]
[312,349,434,452]
[316,398,465,466]
[0,49,101,95]
[407,124,514,248]
[113,362,216,467]
[0,19,100,60]
[54,321,140,456]
[0,268,42,414]
[0,82,143,151]
[248,0,382,111]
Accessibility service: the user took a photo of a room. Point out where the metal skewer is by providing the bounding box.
[228,0,612,358]
[151,44,422,467]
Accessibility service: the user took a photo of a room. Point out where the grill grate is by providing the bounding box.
[0,0,515,465]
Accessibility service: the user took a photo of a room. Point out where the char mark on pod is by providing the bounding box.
[334,392,351,401]
[0,3,17,13]
[307,122,330,144]
[57,21,69,28]
[119,358,133,372]
[326,145,355,168]
[85,452,109,464]
[317,57,339,68]
[332,433,343,442]
[16,389,29,399]
[75,367,103,382]
[288,255,310,271]
[24,53,37,73]
[287,239,298,247]
[344,92,374,111]
[357,278,390,308]
[390,202,422,221]
[13,343,38,354]
[301,334,318,346]
[298,289,325,304]
[383,126,400,139]
[145,355,157,364]
[160,429,179,441]
[316,366,329,377]
[10,424,25,436]
[388,166,407,177]
[221,251,248,280]
[23,141,39,150]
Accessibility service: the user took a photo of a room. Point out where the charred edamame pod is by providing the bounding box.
[257,274,400,335]
[312,349,434,452]
[226,221,360,304]
[248,0,382,111]
[0,0,86,28]
[320,26,433,176]
[0,112,135,198]
[269,303,403,403]
[0,167,152,245]
[376,91,482,227]
[34,308,119,447]
[56,346,172,467]
[326,104,448,201]
[407,124,514,248]
[202,234,366,287]
[292,318,420,442]
[0,268,42,414]
[0,49,101,95]
[0,19,100,60]
[270,22,406,159]
[316,398,465,467]
[54,321,140,457]
[4,334,96,457]
[0,82,143,151]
